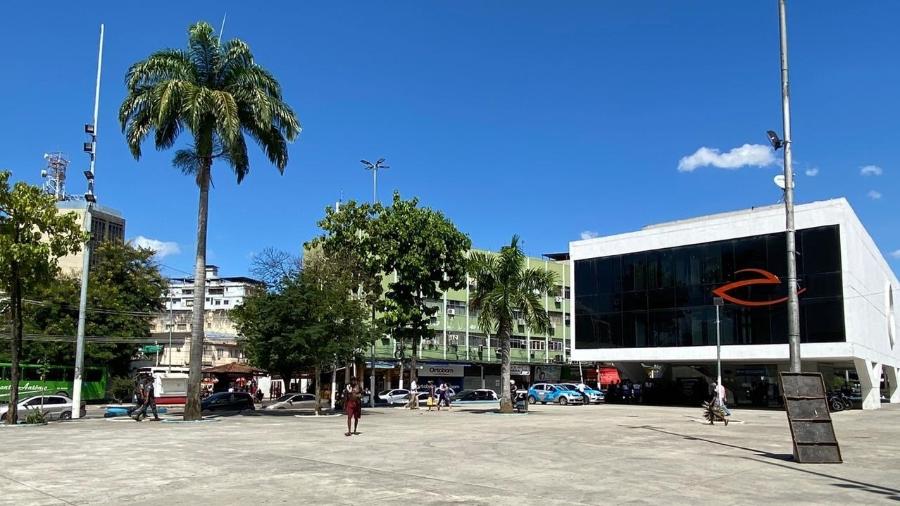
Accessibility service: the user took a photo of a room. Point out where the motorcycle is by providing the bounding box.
[827,391,852,412]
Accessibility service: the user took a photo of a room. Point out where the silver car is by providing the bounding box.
[265,393,321,410]
[0,395,86,423]
[377,389,410,405]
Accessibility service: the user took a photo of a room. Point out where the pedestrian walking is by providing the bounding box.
[133,375,160,422]
[427,381,436,411]
[713,382,732,417]
[409,379,419,409]
[344,377,362,436]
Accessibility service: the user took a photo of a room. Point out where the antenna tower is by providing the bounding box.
[41,152,71,201]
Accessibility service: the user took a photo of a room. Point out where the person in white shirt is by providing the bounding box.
[713,382,732,416]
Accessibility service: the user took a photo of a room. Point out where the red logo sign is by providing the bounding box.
[712,268,806,307]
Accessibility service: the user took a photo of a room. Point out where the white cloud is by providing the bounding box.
[580,231,599,240]
[805,168,819,177]
[131,236,181,258]
[867,190,883,200]
[677,144,777,173]
[891,250,900,259]
[861,165,883,176]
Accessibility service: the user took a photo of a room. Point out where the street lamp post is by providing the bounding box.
[72,24,104,418]
[360,158,389,407]
[714,297,723,388]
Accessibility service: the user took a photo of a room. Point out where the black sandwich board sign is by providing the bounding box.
[779,372,843,463]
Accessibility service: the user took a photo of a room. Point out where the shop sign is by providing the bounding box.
[419,364,464,377]
[510,364,530,376]
[533,365,560,382]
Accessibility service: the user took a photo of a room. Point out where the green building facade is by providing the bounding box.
[367,250,572,391]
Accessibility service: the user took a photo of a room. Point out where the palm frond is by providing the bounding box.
[125,50,195,90]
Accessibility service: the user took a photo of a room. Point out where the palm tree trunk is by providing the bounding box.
[184,160,211,421]
[499,322,513,413]
[6,263,23,425]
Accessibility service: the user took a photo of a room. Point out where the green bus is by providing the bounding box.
[0,363,108,403]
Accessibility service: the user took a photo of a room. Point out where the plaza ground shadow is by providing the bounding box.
[630,424,900,501]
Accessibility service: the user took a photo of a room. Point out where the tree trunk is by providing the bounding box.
[499,323,513,413]
[184,160,211,421]
[313,364,321,415]
[6,266,23,425]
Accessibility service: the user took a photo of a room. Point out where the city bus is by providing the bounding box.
[0,363,108,403]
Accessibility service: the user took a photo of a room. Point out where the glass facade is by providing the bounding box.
[575,225,845,349]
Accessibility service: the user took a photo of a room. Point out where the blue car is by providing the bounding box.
[527,383,584,405]
[558,383,605,404]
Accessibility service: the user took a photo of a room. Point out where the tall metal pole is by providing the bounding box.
[72,24,104,419]
[778,0,801,373]
[715,297,723,387]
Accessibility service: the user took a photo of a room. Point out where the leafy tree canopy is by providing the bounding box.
[0,242,167,377]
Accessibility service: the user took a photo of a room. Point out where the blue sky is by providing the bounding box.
[2,2,898,277]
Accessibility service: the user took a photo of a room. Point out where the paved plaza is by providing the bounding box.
[1,403,899,505]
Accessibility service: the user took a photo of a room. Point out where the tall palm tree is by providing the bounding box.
[119,21,300,420]
[469,236,556,413]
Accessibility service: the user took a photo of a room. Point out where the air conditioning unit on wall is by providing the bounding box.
[447,308,456,316]
[555,296,563,303]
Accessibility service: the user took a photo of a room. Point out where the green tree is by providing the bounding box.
[0,171,84,423]
[312,194,471,393]
[301,251,379,413]
[469,236,555,413]
[12,242,166,378]
[119,21,301,420]
[232,250,377,414]
[374,194,470,387]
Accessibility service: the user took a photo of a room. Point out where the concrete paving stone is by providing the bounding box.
[1,403,899,505]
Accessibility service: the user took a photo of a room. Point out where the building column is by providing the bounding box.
[853,358,883,410]
[885,365,900,404]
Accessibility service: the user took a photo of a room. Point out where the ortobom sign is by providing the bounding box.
[419,364,464,377]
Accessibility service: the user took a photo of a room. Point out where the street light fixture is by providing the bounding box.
[360,158,389,205]
[360,157,389,407]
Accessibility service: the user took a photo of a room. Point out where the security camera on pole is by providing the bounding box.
[768,0,802,373]
[72,24,104,418]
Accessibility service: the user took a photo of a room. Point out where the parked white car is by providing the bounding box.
[0,395,86,423]
[377,389,410,405]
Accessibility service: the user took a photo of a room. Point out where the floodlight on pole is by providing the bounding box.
[72,23,104,418]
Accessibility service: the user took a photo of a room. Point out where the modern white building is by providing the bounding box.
[147,265,264,368]
[570,199,899,409]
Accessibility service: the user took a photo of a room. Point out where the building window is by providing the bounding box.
[223,300,230,305]
[176,324,187,331]
[530,340,546,350]
[574,225,845,350]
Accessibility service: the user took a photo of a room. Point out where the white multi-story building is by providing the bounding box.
[570,199,899,409]
[146,265,264,368]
